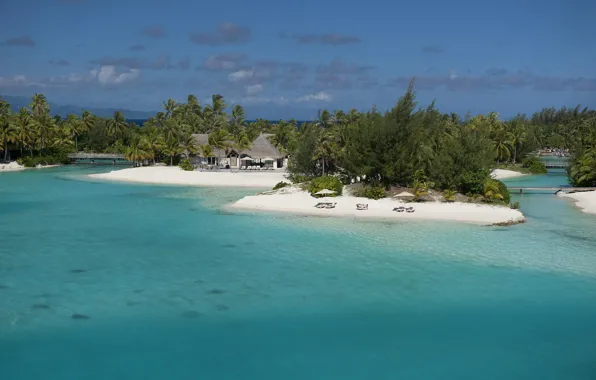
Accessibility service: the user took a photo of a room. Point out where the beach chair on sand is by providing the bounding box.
[393,206,405,212]
[356,203,368,210]
[406,206,415,213]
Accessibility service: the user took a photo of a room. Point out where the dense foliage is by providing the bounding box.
[1,83,593,191]
[522,156,547,174]
[178,158,194,171]
[273,181,290,190]
[351,186,386,200]
[308,176,343,197]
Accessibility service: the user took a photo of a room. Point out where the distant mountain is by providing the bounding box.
[0,95,157,119]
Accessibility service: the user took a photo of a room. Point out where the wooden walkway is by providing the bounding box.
[68,153,130,165]
[508,187,596,194]
[545,164,567,169]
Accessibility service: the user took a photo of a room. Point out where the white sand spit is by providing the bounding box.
[558,191,596,215]
[229,187,525,225]
[491,169,527,180]
[0,162,25,172]
[0,162,58,172]
[89,166,288,188]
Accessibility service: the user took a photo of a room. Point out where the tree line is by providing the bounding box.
[1,83,594,188]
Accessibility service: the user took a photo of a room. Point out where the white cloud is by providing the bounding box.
[242,96,288,105]
[0,66,139,89]
[296,91,332,102]
[228,69,253,82]
[449,70,458,80]
[94,66,139,85]
[245,84,263,95]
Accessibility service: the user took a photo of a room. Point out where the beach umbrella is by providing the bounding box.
[240,156,253,161]
[315,189,336,196]
[394,191,415,198]
[262,157,274,161]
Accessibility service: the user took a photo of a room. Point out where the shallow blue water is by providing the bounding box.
[1,167,596,380]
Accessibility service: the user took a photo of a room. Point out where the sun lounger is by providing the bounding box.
[315,202,336,209]
[356,203,368,210]
[406,207,415,213]
[393,206,405,212]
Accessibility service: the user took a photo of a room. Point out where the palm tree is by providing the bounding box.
[492,129,511,164]
[483,180,504,202]
[229,104,245,136]
[508,124,527,163]
[201,144,213,161]
[15,108,36,156]
[162,138,183,166]
[105,111,127,138]
[235,131,252,153]
[141,126,164,164]
[125,138,149,166]
[52,124,74,148]
[442,189,457,202]
[413,180,429,200]
[65,114,85,151]
[0,101,16,161]
[316,109,333,129]
[29,94,52,153]
[208,129,229,166]
[181,133,197,158]
[163,99,178,119]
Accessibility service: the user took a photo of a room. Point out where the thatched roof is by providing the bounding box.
[192,133,284,159]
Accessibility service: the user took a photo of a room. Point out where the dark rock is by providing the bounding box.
[133,289,144,294]
[181,310,202,319]
[32,304,50,309]
[216,304,230,311]
[0,285,8,290]
[71,314,90,320]
[221,244,236,248]
[69,269,87,274]
[207,289,226,294]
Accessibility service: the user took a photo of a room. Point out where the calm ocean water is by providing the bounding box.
[1,167,596,380]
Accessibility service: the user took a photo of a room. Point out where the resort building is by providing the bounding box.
[191,133,288,169]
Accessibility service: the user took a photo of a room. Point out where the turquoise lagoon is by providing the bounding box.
[1,167,595,379]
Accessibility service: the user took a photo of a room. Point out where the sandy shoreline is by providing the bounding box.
[558,191,596,215]
[89,166,289,188]
[491,169,527,180]
[228,187,525,225]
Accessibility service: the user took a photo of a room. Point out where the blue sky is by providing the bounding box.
[1,0,595,119]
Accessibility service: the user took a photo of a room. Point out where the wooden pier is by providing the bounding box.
[68,153,131,165]
[508,187,596,194]
[544,163,568,169]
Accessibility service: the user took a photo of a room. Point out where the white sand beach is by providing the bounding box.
[491,169,527,180]
[558,191,596,215]
[229,187,525,225]
[89,166,288,188]
[0,162,59,172]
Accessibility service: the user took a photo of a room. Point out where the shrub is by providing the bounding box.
[16,158,23,165]
[459,170,490,195]
[289,174,312,184]
[22,157,37,168]
[496,179,511,204]
[308,175,343,196]
[442,189,457,202]
[352,186,386,200]
[273,181,290,190]
[510,201,520,209]
[179,159,194,171]
[522,156,548,174]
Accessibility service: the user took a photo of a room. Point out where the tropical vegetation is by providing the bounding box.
[1,82,594,193]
